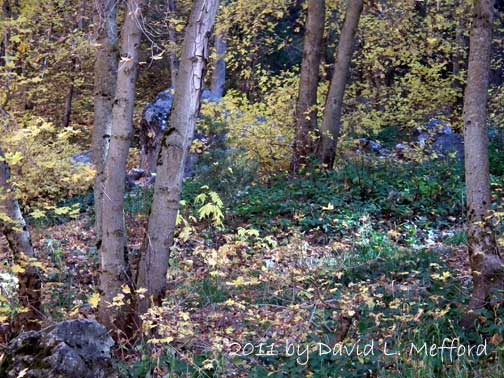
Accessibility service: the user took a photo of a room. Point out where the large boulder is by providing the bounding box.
[0,320,116,378]
[414,119,464,160]
[139,87,217,177]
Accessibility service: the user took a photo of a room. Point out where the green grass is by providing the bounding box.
[116,148,504,377]
[193,277,230,306]
[445,230,468,246]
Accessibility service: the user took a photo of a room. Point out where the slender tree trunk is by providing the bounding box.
[317,0,363,168]
[447,0,466,123]
[62,0,87,128]
[62,58,76,128]
[290,0,325,173]
[98,0,144,329]
[211,33,227,98]
[0,0,10,68]
[92,0,118,252]
[463,0,502,314]
[0,114,41,329]
[452,13,464,85]
[167,0,179,86]
[136,0,219,314]
[453,0,470,89]
[1,0,13,107]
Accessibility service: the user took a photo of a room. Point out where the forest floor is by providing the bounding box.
[1,154,504,377]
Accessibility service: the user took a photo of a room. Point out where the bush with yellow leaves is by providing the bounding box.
[1,116,94,212]
[201,71,297,177]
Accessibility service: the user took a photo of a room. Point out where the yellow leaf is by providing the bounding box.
[121,285,131,294]
[148,337,174,344]
[88,292,100,309]
[322,203,334,211]
[30,209,46,219]
[11,264,25,274]
[225,326,234,334]
[202,359,214,370]
[427,37,437,46]
[69,306,80,316]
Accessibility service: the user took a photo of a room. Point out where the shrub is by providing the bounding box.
[1,116,94,212]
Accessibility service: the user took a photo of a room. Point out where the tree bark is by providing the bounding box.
[317,0,363,168]
[136,0,219,314]
[0,115,41,329]
[92,0,118,253]
[463,0,502,314]
[167,0,179,86]
[98,0,144,329]
[62,58,76,128]
[290,0,325,173]
[210,32,226,98]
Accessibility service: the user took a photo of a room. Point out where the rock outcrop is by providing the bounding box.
[139,87,217,177]
[0,320,116,378]
[414,118,464,160]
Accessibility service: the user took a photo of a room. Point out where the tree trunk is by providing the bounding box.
[136,0,219,314]
[98,0,144,329]
[463,0,502,314]
[92,0,118,253]
[317,0,363,168]
[210,33,227,98]
[0,0,10,68]
[290,0,325,173]
[0,125,41,330]
[62,0,87,128]
[1,0,13,107]
[167,0,179,86]
[452,11,465,85]
[62,58,76,128]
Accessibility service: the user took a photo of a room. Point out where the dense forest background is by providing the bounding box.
[0,0,503,377]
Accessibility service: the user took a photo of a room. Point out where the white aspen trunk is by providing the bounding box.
[92,0,118,252]
[167,0,179,86]
[0,120,41,329]
[136,0,219,314]
[98,0,144,329]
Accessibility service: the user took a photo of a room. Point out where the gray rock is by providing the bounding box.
[141,87,216,137]
[127,168,145,182]
[142,88,175,135]
[432,133,464,159]
[0,320,116,378]
[414,119,464,160]
[356,138,384,154]
[139,87,218,178]
[71,151,93,165]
